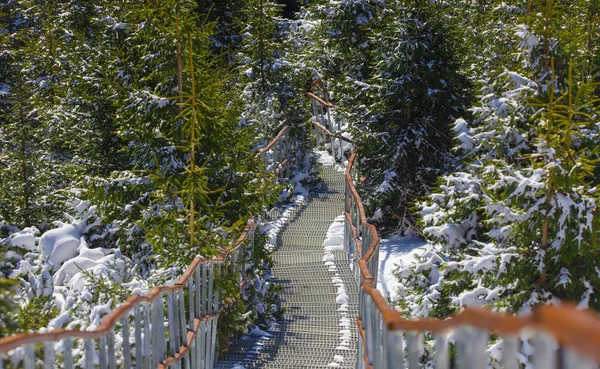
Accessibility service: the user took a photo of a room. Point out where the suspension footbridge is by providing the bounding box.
[1,91,599,369]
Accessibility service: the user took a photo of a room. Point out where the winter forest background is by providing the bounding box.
[1,0,599,350]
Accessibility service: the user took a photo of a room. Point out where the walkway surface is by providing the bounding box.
[214,164,359,369]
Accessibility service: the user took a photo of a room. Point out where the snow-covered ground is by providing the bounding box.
[4,202,149,333]
[376,235,427,303]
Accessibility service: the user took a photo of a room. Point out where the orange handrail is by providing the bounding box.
[312,121,353,143]
[256,126,290,157]
[306,92,334,108]
[342,148,600,363]
[0,219,255,355]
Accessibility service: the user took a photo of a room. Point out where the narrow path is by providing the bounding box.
[215,164,358,369]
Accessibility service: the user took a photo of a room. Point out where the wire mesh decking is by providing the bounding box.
[214,165,359,369]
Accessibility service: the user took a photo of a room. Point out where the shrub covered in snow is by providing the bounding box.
[396,2,600,320]
[0,0,291,338]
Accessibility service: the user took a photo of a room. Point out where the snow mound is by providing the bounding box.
[323,215,345,249]
[38,223,83,268]
[10,232,37,251]
[377,235,427,302]
[249,326,273,338]
[322,212,354,367]
[317,150,336,166]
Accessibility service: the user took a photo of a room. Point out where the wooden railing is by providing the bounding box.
[0,129,298,369]
[307,89,600,369]
[0,220,256,369]
[257,125,294,179]
[307,90,351,163]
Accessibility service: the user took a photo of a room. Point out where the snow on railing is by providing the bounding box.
[307,89,600,369]
[0,128,299,368]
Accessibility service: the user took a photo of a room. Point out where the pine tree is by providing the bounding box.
[350,1,472,231]
[0,1,112,228]
[0,2,64,228]
[81,1,279,269]
[197,0,247,52]
[241,0,282,93]
[397,1,600,318]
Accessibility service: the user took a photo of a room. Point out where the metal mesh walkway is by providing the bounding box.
[214,164,358,369]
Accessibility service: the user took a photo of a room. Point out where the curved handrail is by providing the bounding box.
[306,92,334,108]
[312,121,353,143]
[256,125,290,157]
[275,158,289,177]
[0,219,255,355]
[343,148,600,364]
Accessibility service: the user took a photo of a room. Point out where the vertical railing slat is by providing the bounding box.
[363,297,373,365]
[158,293,167,365]
[134,305,143,369]
[151,298,159,369]
[199,321,206,369]
[191,331,198,369]
[563,348,596,369]
[44,341,54,369]
[502,336,519,369]
[434,333,449,369]
[63,338,74,369]
[471,329,488,369]
[381,323,388,369]
[195,267,202,318]
[84,339,95,369]
[207,264,214,315]
[179,288,188,350]
[210,318,218,368]
[215,264,222,312]
[23,343,34,369]
[201,264,207,317]
[204,319,212,369]
[454,326,469,369]
[385,329,404,369]
[151,294,165,367]
[143,304,152,369]
[196,324,203,369]
[373,304,382,368]
[406,332,420,369]
[107,329,117,369]
[188,278,195,332]
[99,336,108,369]
[122,316,131,369]
[168,293,179,358]
[533,333,557,369]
